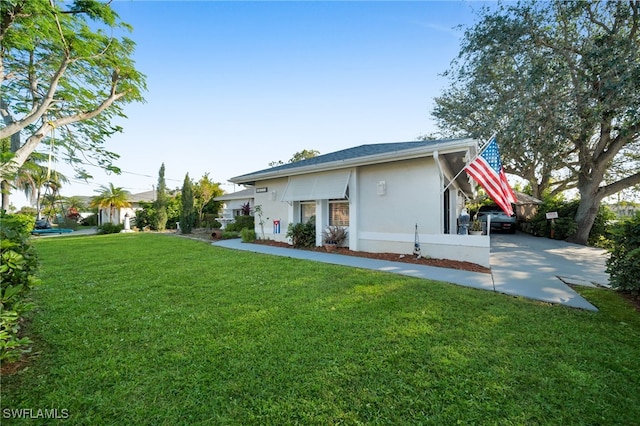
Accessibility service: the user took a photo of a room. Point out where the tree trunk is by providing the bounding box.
[567,184,604,245]
[1,180,10,211]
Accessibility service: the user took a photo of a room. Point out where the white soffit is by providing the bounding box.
[281,171,351,202]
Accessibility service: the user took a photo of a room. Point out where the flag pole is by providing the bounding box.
[441,132,497,193]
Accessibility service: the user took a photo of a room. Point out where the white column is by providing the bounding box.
[316,200,328,246]
[348,168,358,251]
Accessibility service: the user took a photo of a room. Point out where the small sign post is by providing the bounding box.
[546,211,558,238]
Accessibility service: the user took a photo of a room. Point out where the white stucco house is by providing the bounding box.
[213,187,255,228]
[227,138,491,267]
[92,190,155,227]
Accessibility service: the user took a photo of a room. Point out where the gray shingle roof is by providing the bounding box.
[231,138,472,183]
[214,187,255,201]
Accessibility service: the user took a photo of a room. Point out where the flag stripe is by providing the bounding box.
[464,138,515,216]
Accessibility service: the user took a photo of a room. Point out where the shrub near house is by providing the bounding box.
[606,212,640,296]
[0,214,40,363]
[523,199,614,245]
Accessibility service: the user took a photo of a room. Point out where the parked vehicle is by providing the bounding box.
[34,219,52,229]
[476,205,517,233]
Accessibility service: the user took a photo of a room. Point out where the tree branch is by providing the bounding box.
[0,55,72,140]
[2,82,128,174]
[585,2,613,35]
[49,0,70,55]
[599,171,640,198]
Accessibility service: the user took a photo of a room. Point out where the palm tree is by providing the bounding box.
[13,156,69,219]
[90,183,131,225]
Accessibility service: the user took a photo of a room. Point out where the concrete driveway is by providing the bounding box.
[489,232,610,311]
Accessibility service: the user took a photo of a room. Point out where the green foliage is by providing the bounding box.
[193,173,223,228]
[433,1,640,243]
[0,213,40,363]
[240,228,256,243]
[2,213,35,235]
[225,215,254,233]
[606,213,640,295]
[97,222,123,234]
[524,200,613,245]
[136,196,181,231]
[154,163,168,231]
[154,199,168,231]
[0,0,147,177]
[180,174,195,234]
[221,231,240,239]
[16,206,37,216]
[201,214,221,229]
[254,204,266,239]
[286,216,316,248]
[269,149,320,167]
[134,201,154,229]
[470,219,483,232]
[90,183,131,224]
[57,217,79,231]
[165,196,182,230]
[81,213,98,227]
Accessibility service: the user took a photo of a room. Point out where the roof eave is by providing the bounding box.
[230,138,477,186]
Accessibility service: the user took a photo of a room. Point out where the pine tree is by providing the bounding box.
[180,173,195,234]
[154,163,168,230]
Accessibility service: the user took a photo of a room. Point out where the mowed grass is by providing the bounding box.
[2,233,640,425]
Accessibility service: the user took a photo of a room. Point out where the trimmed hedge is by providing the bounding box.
[225,215,254,233]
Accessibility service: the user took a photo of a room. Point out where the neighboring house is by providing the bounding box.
[120,190,156,225]
[513,191,544,222]
[227,138,491,267]
[84,190,155,226]
[213,187,255,228]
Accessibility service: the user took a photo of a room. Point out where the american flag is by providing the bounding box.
[465,137,516,216]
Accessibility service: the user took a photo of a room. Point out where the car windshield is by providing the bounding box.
[477,206,514,217]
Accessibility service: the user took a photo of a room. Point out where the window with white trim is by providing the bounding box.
[329,200,349,226]
[300,202,315,223]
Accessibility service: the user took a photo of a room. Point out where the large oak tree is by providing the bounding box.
[0,0,146,209]
[433,0,640,244]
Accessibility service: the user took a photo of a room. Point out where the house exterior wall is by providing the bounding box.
[245,153,489,268]
[357,158,440,235]
[354,158,489,267]
[251,178,290,241]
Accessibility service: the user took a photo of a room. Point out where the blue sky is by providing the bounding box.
[15,1,488,207]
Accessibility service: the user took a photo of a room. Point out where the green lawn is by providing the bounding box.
[2,233,639,425]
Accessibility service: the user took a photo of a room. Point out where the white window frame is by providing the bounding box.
[329,199,349,227]
[300,201,316,223]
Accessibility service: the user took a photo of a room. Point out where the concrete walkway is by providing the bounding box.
[489,233,608,311]
[213,234,610,311]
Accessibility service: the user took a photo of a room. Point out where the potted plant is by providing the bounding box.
[469,219,484,235]
[322,226,348,252]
